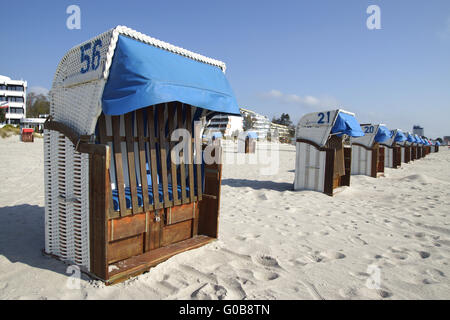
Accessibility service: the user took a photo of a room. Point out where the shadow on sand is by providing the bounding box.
[0,204,91,281]
[221,178,293,192]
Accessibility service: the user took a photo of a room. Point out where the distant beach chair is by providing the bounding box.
[351,124,391,178]
[382,129,406,169]
[43,26,239,284]
[431,140,440,153]
[403,132,414,163]
[21,128,34,142]
[238,131,257,153]
[294,109,364,196]
[414,135,424,159]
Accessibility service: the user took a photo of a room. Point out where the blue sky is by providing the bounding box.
[1,0,449,138]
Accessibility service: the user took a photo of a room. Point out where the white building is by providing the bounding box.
[204,114,243,137]
[240,107,271,139]
[0,75,27,125]
[413,125,424,137]
[270,122,291,142]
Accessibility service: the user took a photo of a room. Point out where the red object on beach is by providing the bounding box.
[21,128,34,142]
[0,104,8,109]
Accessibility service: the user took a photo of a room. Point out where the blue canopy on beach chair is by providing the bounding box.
[102,35,240,116]
[374,125,391,143]
[394,130,406,143]
[331,112,364,137]
[247,131,258,139]
[435,141,441,146]
[407,133,414,143]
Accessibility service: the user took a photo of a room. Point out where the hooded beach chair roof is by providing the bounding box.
[406,132,415,143]
[382,129,398,146]
[435,141,441,146]
[50,25,239,136]
[394,129,406,143]
[351,123,389,148]
[413,134,421,144]
[296,109,364,148]
[374,125,391,143]
[247,131,258,139]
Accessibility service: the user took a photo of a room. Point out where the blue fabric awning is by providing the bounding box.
[212,132,223,139]
[435,141,441,146]
[374,125,391,143]
[414,135,421,144]
[102,35,240,116]
[331,112,364,137]
[247,131,258,139]
[394,130,406,143]
[407,133,414,143]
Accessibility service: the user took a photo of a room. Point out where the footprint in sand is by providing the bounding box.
[418,251,431,259]
[253,270,280,281]
[252,253,281,268]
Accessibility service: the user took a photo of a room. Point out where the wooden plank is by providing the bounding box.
[124,113,139,214]
[378,147,385,173]
[198,154,222,238]
[107,235,215,285]
[167,102,180,205]
[192,201,199,236]
[323,149,334,196]
[161,219,192,247]
[135,109,151,213]
[111,116,127,216]
[89,149,110,280]
[185,107,195,203]
[109,213,146,242]
[146,107,162,209]
[97,114,115,218]
[108,234,144,264]
[157,104,171,207]
[339,146,352,187]
[194,121,202,201]
[177,103,188,204]
[165,202,195,226]
[148,210,162,250]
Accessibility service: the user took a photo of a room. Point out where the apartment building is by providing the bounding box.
[413,125,424,137]
[240,107,271,139]
[204,114,243,137]
[0,75,27,124]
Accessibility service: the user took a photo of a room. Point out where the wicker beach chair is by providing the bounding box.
[351,124,391,178]
[294,109,364,196]
[43,26,239,284]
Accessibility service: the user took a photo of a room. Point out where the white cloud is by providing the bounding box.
[261,89,338,109]
[29,86,49,96]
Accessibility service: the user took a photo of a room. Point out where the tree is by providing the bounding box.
[26,92,50,118]
[272,113,292,127]
[0,108,5,123]
[243,114,255,131]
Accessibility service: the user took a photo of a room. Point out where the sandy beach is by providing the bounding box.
[0,135,449,299]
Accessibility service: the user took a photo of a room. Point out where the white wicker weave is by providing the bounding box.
[45,26,227,271]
